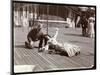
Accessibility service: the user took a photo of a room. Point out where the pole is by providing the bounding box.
[47,5,49,34]
[57,5,58,20]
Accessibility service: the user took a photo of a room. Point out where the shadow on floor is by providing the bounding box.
[14,44,39,49]
[14,45,25,48]
[48,49,69,57]
[64,33,82,37]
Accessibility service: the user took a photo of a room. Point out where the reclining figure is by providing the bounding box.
[42,28,81,57]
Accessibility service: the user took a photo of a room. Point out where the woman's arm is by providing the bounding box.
[53,28,59,40]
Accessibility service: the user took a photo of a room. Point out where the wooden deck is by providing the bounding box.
[14,27,95,72]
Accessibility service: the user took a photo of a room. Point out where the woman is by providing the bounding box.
[42,28,81,57]
[87,17,95,38]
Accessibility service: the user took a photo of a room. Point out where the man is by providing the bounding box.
[80,12,88,36]
[25,22,48,52]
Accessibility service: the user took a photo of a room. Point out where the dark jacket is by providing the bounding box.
[27,28,43,41]
[81,16,88,28]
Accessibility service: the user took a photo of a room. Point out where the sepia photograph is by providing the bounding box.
[12,0,96,74]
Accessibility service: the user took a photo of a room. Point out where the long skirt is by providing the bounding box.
[87,22,95,38]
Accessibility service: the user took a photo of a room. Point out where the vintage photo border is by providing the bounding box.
[11,0,96,75]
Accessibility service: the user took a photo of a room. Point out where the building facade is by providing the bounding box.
[13,2,95,28]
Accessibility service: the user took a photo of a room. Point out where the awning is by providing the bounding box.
[78,7,88,11]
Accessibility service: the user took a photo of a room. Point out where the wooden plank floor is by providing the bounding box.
[14,27,95,72]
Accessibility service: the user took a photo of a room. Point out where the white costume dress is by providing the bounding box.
[87,17,95,38]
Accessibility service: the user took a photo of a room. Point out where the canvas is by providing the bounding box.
[11,0,96,75]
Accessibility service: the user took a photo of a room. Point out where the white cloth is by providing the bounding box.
[48,41,80,57]
[63,43,80,57]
